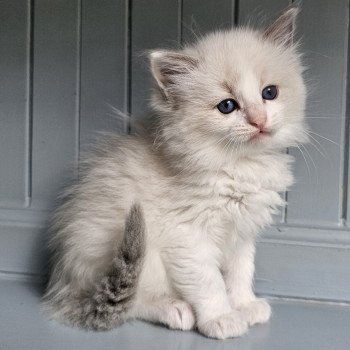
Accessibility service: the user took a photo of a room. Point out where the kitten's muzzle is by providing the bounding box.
[244,106,267,132]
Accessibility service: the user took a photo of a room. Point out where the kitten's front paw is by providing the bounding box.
[165,300,196,331]
[239,298,271,326]
[197,312,248,339]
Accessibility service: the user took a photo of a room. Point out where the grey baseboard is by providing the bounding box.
[1,217,349,302]
[255,226,350,302]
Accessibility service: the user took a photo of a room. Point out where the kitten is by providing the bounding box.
[43,8,307,339]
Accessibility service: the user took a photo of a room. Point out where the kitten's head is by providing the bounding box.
[150,8,307,167]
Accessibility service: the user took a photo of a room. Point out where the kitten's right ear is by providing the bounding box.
[150,51,198,95]
[263,7,299,47]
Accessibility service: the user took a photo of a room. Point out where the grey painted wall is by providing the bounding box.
[0,0,349,301]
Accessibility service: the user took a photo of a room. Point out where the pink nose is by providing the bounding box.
[245,106,267,131]
[249,119,266,131]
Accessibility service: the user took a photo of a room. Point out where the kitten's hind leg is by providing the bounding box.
[132,297,196,331]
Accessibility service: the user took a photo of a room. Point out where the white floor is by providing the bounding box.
[1,276,350,350]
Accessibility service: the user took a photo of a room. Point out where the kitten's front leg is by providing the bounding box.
[224,238,271,326]
[165,238,248,339]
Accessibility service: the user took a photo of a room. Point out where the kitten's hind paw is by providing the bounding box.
[239,298,271,326]
[197,312,248,339]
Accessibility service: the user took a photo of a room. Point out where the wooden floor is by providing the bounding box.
[1,276,350,350]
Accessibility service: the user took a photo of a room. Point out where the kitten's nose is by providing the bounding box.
[245,106,267,131]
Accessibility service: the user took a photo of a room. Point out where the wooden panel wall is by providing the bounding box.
[0,0,31,209]
[0,0,349,300]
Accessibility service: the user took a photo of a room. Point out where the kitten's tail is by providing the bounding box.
[43,203,146,330]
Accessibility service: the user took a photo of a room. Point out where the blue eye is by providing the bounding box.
[262,85,278,100]
[217,99,239,114]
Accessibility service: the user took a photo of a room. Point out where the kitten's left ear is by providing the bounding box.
[150,50,198,95]
[263,7,299,47]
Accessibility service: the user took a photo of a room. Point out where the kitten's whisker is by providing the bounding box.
[301,130,328,158]
[214,136,235,176]
[222,136,235,160]
[236,139,243,159]
[220,138,234,173]
[215,134,231,148]
[304,116,334,119]
[296,144,311,182]
[304,49,332,59]
[305,113,341,117]
[307,139,327,159]
[307,131,339,146]
[227,138,236,162]
[300,144,318,185]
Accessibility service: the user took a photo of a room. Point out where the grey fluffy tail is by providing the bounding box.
[83,203,145,330]
[45,203,145,330]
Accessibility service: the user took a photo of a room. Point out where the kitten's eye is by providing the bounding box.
[217,99,239,114]
[262,85,278,100]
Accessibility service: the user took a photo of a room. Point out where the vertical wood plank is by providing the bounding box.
[345,7,350,228]
[347,136,350,226]
[79,0,128,148]
[286,0,348,226]
[347,113,350,227]
[31,0,80,209]
[238,0,291,26]
[131,0,180,120]
[182,0,234,43]
[0,0,31,208]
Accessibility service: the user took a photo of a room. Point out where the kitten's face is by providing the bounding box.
[151,9,307,161]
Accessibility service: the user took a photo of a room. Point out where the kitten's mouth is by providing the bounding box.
[251,129,271,141]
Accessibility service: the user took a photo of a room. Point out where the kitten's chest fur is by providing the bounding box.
[166,152,293,239]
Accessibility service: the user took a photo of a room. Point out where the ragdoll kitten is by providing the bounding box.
[43,8,307,339]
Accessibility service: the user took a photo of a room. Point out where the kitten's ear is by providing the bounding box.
[263,7,298,47]
[150,50,198,93]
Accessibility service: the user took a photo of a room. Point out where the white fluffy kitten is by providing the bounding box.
[43,8,307,339]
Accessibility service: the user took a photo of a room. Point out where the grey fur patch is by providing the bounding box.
[48,203,146,331]
[81,203,145,330]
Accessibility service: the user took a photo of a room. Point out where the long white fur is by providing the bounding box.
[44,8,307,339]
